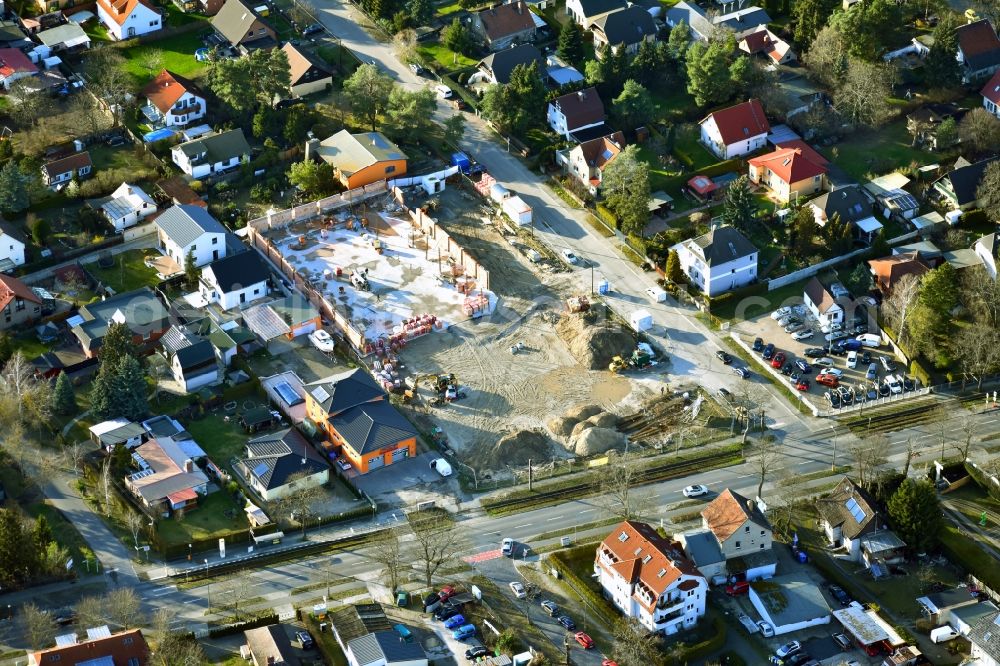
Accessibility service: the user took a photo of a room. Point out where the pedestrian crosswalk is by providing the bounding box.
[463,548,502,563]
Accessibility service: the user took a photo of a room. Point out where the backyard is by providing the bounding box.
[84,249,162,294]
[121,31,212,83]
[820,122,935,181]
[182,411,257,470]
[417,40,477,71]
[155,490,250,547]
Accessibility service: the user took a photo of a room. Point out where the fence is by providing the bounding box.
[245,182,389,231]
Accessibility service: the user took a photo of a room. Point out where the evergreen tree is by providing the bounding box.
[184,249,199,290]
[667,20,691,65]
[0,509,33,586]
[721,176,756,231]
[101,321,136,367]
[113,356,148,422]
[406,0,432,26]
[845,263,872,296]
[441,18,471,56]
[0,332,12,367]
[89,363,114,421]
[686,40,735,106]
[51,371,76,417]
[887,479,943,553]
[557,21,585,67]
[629,40,669,85]
[665,249,684,284]
[0,162,30,215]
[613,80,654,130]
[792,0,836,48]
[32,514,52,554]
[925,14,961,88]
[789,206,818,259]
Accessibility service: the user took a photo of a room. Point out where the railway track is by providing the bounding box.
[838,396,947,435]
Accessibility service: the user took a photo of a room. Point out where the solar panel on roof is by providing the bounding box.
[311,386,330,403]
[253,462,269,478]
[845,497,866,523]
[601,149,614,160]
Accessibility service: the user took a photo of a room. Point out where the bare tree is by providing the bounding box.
[954,325,1000,390]
[125,510,145,549]
[21,602,56,650]
[75,595,107,629]
[0,352,53,427]
[106,587,144,630]
[139,48,164,75]
[883,273,922,347]
[848,433,888,490]
[100,457,114,517]
[275,471,326,538]
[612,617,661,666]
[368,527,404,594]
[392,29,418,64]
[149,609,205,666]
[409,510,466,587]
[600,450,652,521]
[901,437,916,479]
[750,435,780,500]
[963,265,1000,328]
[83,48,136,128]
[955,420,979,461]
[64,440,87,477]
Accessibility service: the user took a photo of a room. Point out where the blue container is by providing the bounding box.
[451,152,471,174]
[598,280,610,295]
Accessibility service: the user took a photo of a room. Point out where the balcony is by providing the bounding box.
[653,606,687,626]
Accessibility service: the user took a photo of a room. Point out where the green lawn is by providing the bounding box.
[437,0,463,15]
[85,249,161,294]
[711,277,807,321]
[820,121,935,181]
[88,144,150,172]
[156,491,249,547]
[648,87,699,124]
[182,414,251,468]
[83,20,111,43]
[121,31,211,84]
[417,41,477,70]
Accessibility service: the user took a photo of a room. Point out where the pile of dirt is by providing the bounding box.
[571,427,626,456]
[555,307,635,370]
[468,429,554,470]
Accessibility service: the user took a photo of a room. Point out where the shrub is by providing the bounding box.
[962,209,987,228]
[910,360,931,387]
[595,203,618,229]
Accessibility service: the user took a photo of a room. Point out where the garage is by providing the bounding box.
[367,454,385,471]
[391,447,409,462]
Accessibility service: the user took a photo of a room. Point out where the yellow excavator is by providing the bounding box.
[403,373,458,404]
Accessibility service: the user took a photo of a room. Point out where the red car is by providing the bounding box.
[725,581,750,596]
[438,585,456,601]
[771,352,786,369]
[602,661,618,666]
[574,632,594,649]
[815,374,838,388]
[795,378,810,391]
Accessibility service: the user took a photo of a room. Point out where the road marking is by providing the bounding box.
[463,549,502,564]
[483,530,502,536]
[580,508,596,513]
[146,586,176,597]
[771,422,785,429]
[545,516,563,522]
[514,523,533,528]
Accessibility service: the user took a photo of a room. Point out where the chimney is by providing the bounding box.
[577,89,585,100]
[267,658,275,666]
[746,499,755,512]
[304,137,320,162]
[184,458,194,473]
[516,1,523,12]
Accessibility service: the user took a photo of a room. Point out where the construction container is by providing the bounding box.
[489,183,510,204]
[629,309,653,332]
[645,287,667,303]
[502,196,532,226]
[598,279,610,295]
[451,152,471,174]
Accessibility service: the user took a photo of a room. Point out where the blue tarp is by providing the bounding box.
[143,127,177,143]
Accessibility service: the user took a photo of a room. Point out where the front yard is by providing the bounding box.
[156,490,249,547]
[84,249,162,294]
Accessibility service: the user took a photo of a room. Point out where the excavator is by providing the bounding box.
[403,373,459,405]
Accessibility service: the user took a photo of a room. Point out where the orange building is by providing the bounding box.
[304,369,417,473]
[314,130,408,190]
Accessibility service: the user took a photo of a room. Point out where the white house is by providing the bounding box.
[237,428,329,502]
[154,204,228,270]
[699,98,770,159]
[699,488,777,581]
[0,221,26,270]
[96,0,161,40]
[140,69,206,127]
[594,520,708,635]
[547,87,605,139]
[100,182,156,232]
[673,225,758,296]
[199,250,270,310]
[565,0,626,27]
[171,129,251,179]
[803,276,844,327]
[41,151,91,188]
[161,326,219,392]
[815,477,879,562]
[969,611,1000,666]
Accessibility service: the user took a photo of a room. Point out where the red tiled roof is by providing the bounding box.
[748,146,827,185]
[0,48,37,79]
[42,151,91,179]
[141,69,199,114]
[775,139,828,166]
[30,629,149,666]
[0,273,40,313]
[982,68,1000,104]
[701,99,770,146]
[477,2,535,41]
[701,488,771,542]
[867,251,931,292]
[688,175,717,196]
[578,131,625,169]
[740,30,772,53]
[97,0,157,26]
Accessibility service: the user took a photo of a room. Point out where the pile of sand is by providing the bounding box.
[546,403,622,456]
[555,307,635,370]
[468,429,553,470]
[571,427,626,456]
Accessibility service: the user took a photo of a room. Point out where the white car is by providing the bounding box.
[561,249,580,265]
[856,333,882,347]
[509,581,526,599]
[434,84,453,99]
[791,329,813,341]
[775,641,801,658]
[309,329,335,352]
[846,351,858,368]
[771,307,791,320]
[887,374,903,394]
[683,484,709,497]
[501,538,514,557]
[814,357,835,367]
[757,621,774,637]
[818,368,843,378]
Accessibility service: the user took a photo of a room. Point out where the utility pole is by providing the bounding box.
[528,459,532,491]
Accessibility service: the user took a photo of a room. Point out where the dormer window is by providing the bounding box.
[618,532,629,542]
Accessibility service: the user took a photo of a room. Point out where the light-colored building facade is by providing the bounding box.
[673,226,758,296]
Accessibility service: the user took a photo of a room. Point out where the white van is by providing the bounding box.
[645,287,667,303]
[847,351,858,369]
[930,626,960,643]
[856,333,882,348]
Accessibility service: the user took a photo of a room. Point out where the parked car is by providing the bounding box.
[887,374,903,394]
[409,62,426,75]
[574,632,594,649]
[877,380,890,397]
[864,384,878,401]
[795,359,812,373]
[857,333,881,347]
[683,484,709,497]
[501,538,514,556]
[772,307,792,320]
[804,347,825,357]
[795,378,810,391]
[753,337,764,352]
[301,22,324,35]
[861,351,872,365]
[792,329,814,341]
[439,586,456,601]
[435,604,460,621]
[846,351,858,369]
[733,366,751,379]
[716,350,733,364]
[758,621,775,637]
[602,661,619,666]
[866,363,879,381]
[827,584,850,606]
[561,249,579,265]
[782,363,794,376]
[763,343,775,360]
[392,624,413,643]
[824,391,840,408]
[789,372,801,385]
[816,373,838,388]
[832,632,852,650]
[453,624,477,640]
[541,600,559,616]
[931,626,960,643]
[902,376,915,391]
[725,581,750,596]
[466,646,489,660]
[509,582,526,599]
[423,592,442,611]
[444,615,467,629]
[52,609,76,626]
[295,630,315,649]
[784,322,804,334]
[717,387,732,401]
[776,642,802,659]
[771,352,786,369]
[557,615,576,630]
[880,355,897,372]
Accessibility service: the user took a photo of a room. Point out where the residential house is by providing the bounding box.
[747,143,827,203]
[100,182,157,232]
[477,43,543,84]
[916,588,981,627]
[808,185,882,243]
[951,602,1000,638]
[967,609,1000,665]
[665,2,771,42]
[89,418,148,451]
[312,130,408,189]
[673,225,758,296]
[304,368,418,474]
[160,326,219,391]
[154,204,229,269]
[564,0,626,28]
[982,67,1000,117]
[675,529,726,581]
[239,427,328,501]
[697,488,777,581]
[157,176,206,208]
[547,87,606,139]
[0,273,42,331]
[199,250,270,310]
[699,99,770,160]
[562,131,625,195]
[867,251,932,294]
[140,69,205,127]
[0,221,25,270]
[815,477,879,562]
[957,19,1000,83]
[212,0,277,50]
[70,287,171,357]
[803,276,844,327]
[244,625,297,666]
[774,72,826,118]
[346,630,428,666]
[595,520,707,635]
[41,150,91,188]
[96,0,161,40]
[171,129,251,179]
[472,2,536,50]
[933,156,998,210]
[738,26,795,65]
[35,22,90,51]
[0,20,32,49]
[0,48,37,89]
[282,42,333,98]
[242,294,321,344]
[28,628,149,666]
[591,6,656,57]
[125,437,210,515]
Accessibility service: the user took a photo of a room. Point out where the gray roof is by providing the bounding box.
[953,601,999,631]
[934,156,998,206]
[968,610,1000,661]
[244,625,296,666]
[349,631,426,666]
[859,530,906,554]
[479,44,543,84]
[307,368,386,415]
[576,0,626,18]
[811,185,873,224]
[36,22,88,47]
[753,573,831,628]
[242,427,327,490]
[815,477,878,541]
[919,587,979,613]
[592,6,656,46]
[689,225,758,266]
[331,399,417,456]
[155,204,226,248]
[666,1,770,40]
[174,339,216,370]
[95,421,147,447]
[204,250,269,293]
[213,0,269,45]
[316,131,408,177]
[175,129,251,164]
[680,529,725,568]
[72,287,170,349]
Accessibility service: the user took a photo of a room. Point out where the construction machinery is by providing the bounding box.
[609,345,655,373]
[403,373,458,404]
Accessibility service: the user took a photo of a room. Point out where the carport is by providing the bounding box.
[832,603,906,656]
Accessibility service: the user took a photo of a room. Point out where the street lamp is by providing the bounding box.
[204,559,211,612]
[188,543,192,562]
[830,425,838,468]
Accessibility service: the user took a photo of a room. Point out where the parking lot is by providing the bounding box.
[733,303,924,412]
